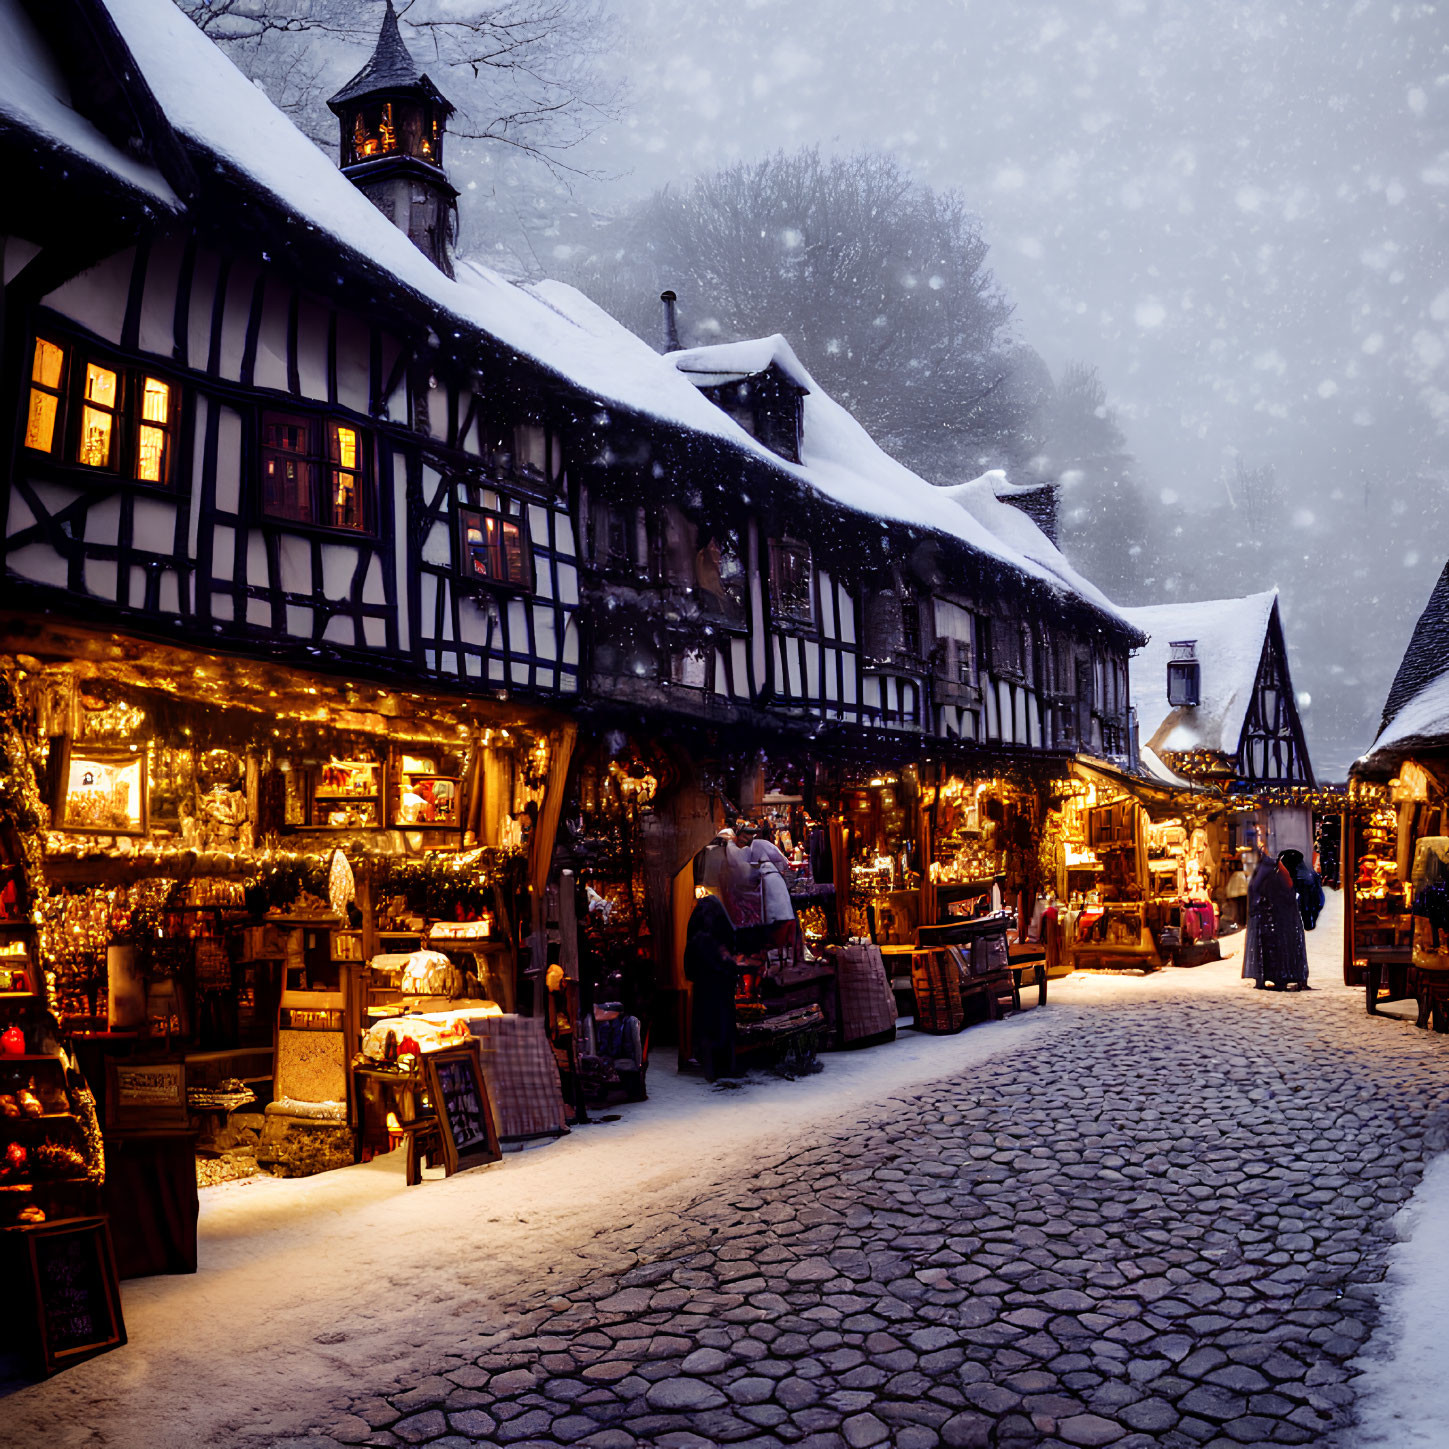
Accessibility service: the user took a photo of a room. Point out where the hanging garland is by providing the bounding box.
[371,850,521,920]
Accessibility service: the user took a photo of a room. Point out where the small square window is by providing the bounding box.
[79,362,118,470]
[460,505,531,589]
[136,377,174,484]
[261,413,369,530]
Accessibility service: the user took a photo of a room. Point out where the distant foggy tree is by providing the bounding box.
[561,148,1033,482]
[1229,458,1282,539]
[173,0,621,175]
[1035,362,1149,602]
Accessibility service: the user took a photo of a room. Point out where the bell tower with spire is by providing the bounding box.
[327,0,458,276]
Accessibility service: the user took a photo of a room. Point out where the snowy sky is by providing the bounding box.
[541,0,1449,776]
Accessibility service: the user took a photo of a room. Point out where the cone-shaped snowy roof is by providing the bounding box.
[327,0,452,115]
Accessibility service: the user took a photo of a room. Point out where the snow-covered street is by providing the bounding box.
[5,892,1449,1448]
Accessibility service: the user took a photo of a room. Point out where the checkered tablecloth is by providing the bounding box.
[465,1014,569,1140]
[835,943,898,1043]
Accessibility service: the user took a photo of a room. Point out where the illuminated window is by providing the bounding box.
[460,504,531,589]
[136,377,173,484]
[23,338,64,453]
[21,336,179,485]
[259,413,367,530]
[329,423,364,529]
[79,362,118,469]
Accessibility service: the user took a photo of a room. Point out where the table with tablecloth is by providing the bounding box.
[359,1007,569,1143]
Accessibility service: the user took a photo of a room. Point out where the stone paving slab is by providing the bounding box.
[299,978,1449,1448]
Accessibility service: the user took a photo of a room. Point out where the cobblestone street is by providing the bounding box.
[291,926,1449,1449]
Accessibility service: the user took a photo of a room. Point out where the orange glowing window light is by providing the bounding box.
[78,362,118,468]
[23,338,65,453]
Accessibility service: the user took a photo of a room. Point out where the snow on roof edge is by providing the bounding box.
[90,0,1136,638]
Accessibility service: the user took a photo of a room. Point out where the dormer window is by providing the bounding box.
[1167,640,1201,707]
[688,360,807,464]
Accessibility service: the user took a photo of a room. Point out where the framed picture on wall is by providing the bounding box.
[53,742,149,836]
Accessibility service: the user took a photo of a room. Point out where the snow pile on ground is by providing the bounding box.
[1350,1153,1449,1448]
[1123,591,1278,755]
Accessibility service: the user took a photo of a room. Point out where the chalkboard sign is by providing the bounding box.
[423,1042,500,1175]
[19,1216,126,1376]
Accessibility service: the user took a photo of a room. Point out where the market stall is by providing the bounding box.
[1053,764,1225,972]
[0,629,576,1235]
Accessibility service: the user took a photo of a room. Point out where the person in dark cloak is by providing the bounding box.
[1277,848,1326,931]
[684,896,740,1082]
[1242,853,1310,989]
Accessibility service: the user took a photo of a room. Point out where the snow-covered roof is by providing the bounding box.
[61,0,1134,636]
[1123,591,1278,757]
[0,0,176,208]
[670,344,1137,631]
[939,471,1124,622]
[1359,672,1449,773]
[671,336,813,391]
[1358,559,1449,772]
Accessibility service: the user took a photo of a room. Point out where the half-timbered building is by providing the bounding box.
[1124,591,1315,862]
[0,0,1145,1157]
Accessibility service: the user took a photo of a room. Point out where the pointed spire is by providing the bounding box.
[327,0,453,115]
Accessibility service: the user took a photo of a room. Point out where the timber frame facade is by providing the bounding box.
[1,0,1142,808]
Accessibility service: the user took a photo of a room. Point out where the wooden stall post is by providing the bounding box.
[528,723,579,982]
[558,867,588,1125]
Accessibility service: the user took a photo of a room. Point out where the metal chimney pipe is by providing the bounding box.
[660,290,681,352]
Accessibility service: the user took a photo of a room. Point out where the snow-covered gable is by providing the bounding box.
[1123,591,1278,757]
[0,0,176,208]
[53,0,1135,639]
[1358,559,1449,772]
[939,471,1121,622]
[670,343,1139,633]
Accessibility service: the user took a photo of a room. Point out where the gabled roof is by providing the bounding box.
[18,0,1138,641]
[0,0,177,209]
[1358,559,1449,772]
[1123,591,1279,757]
[939,471,1123,627]
[326,0,452,115]
[669,343,1139,634]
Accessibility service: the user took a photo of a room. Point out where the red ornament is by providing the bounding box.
[4,1141,26,1171]
[399,1036,421,1059]
[0,1027,24,1056]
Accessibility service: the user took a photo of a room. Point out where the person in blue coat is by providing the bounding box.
[1278,848,1325,931]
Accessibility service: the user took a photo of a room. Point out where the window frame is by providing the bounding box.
[21,333,181,490]
[457,496,534,594]
[769,537,816,629]
[258,409,373,534]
